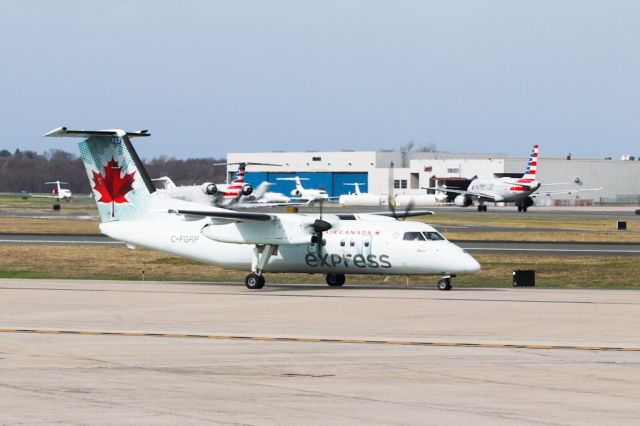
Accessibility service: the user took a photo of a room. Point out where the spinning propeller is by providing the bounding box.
[310,187,332,247]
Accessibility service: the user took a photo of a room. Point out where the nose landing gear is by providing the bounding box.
[437,274,455,291]
[325,273,346,287]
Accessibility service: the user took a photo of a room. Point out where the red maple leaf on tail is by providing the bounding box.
[92,158,136,217]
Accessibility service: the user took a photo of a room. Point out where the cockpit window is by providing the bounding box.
[423,231,445,241]
[403,232,426,241]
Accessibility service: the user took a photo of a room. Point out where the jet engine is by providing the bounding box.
[517,197,534,209]
[201,182,217,195]
[241,183,253,196]
[291,189,302,197]
[455,194,472,207]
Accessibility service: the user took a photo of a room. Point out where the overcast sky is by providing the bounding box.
[1,1,639,160]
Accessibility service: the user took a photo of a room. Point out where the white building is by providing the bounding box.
[227,150,640,205]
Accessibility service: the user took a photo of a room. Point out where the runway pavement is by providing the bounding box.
[2,232,639,255]
[1,279,639,425]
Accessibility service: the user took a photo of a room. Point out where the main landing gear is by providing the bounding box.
[325,273,346,287]
[244,244,277,290]
[477,204,488,212]
[437,275,455,291]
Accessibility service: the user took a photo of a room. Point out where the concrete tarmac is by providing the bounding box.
[1,279,639,425]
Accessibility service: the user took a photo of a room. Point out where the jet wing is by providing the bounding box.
[532,187,603,198]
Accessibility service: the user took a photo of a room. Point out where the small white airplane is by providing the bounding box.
[429,145,601,212]
[338,183,386,207]
[28,180,73,202]
[277,176,330,202]
[45,126,480,291]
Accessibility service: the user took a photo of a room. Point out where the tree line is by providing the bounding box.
[0,149,226,194]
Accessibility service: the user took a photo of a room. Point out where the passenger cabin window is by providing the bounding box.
[350,239,355,247]
[423,232,445,241]
[340,239,346,247]
[403,232,426,241]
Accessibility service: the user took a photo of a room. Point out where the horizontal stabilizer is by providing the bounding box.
[44,127,150,138]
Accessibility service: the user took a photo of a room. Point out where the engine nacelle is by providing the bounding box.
[291,189,302,197]
[241,183,253,196]
[201,182,217,195]
[455,194,472,207]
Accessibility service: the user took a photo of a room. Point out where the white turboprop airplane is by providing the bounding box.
[277,176,330,202]
[338,183,386,207]
[44,127,480,291]
[429,145,601,212]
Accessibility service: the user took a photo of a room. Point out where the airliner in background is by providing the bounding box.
[428,145,602,212]
[153,162,283,207]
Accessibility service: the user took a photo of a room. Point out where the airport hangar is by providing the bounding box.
[227,151,640,205]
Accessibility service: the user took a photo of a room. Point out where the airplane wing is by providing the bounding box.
[168,209,275,222]
[371,210,435,218]
[532,187,603,198]
[29,194,58,199]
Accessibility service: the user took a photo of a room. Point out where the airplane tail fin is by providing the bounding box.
[232,164,246,184]
[523,144,539,178]
[44,127,156,223]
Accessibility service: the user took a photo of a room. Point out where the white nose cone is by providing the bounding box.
[461,252,481,273]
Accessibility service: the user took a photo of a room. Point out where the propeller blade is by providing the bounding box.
[401,200,415,221]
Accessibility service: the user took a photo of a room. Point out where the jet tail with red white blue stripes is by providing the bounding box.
[522,145,539,179]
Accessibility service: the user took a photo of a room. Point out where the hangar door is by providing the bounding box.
[242,172,368,197]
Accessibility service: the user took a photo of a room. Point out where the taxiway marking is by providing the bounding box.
[1,328,638,352]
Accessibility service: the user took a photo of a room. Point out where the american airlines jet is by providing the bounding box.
[430,145,601,212]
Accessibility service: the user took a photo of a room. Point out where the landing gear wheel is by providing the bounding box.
[245,273,265,289]
[477,205,482,212]
[517,205,523,212]
[483,205,488,212]
[437,278,452,291]
[522,206,528,212]
[326,273,346,287]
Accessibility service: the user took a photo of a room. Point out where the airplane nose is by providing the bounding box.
[463,253,481,273]
[449,246,481,273]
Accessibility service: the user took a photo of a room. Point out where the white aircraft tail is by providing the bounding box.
[344,182,365,195]
[522,144,539,179]
[45,180,66,195]
[277,176,308,192]
[44,127,156,222]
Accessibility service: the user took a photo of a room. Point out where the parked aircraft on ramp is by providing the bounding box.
[338,183,386,207]
[45,127,480,291]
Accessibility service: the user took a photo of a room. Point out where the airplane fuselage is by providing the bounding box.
[100,213,479,276]
[468,177,540,202]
